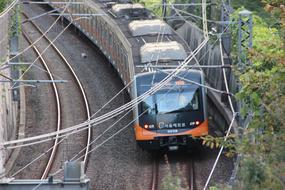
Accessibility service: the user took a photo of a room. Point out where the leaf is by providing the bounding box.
[210,142,214,149]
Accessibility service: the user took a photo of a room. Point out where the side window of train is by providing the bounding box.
[94,17,98,36]
[109,32,113,50]
[87,8,91,32]
[77,4,81,13]
[105,26,109,47]
[123,53,128,70]
[99,21,102,42]
[109,30,113,52]
[120,47,124,66]
[116,41,120,62]
[103,25,107,45]
[123,53,129,81]
[71,1,76,12]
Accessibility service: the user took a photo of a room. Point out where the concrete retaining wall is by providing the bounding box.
[0,6,20,177]
[176,22,238,131]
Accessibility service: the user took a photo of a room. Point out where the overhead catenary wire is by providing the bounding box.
[3,17,233,150]
[0,0,72,70]
[4,1,242,188]
[158,3,239,186]
[0,0,19,48]
[0,0,18,18]
[5,4,232,183]
[203,33,238,190]
[2,37,209,148]
[28,0,220,150]
[202,0,209,39]
[170,6,230,24]
[31,67,204,190]
[70,68,197,162]
[9,18,179,176]
[28,39,211,190]
[9,17,234,181]
[10,15,89,89]
[219,38,235,113]
[4,18,233,149]
[90,15,170,119]
[156,69,234,96]
[203,113,238,190]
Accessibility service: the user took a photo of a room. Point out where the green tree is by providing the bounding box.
[0,0,8,12]
[230,1,285,189]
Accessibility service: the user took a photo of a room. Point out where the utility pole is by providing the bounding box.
[162,0,167,20]
[237,9,253,69]
[9,4,20,101]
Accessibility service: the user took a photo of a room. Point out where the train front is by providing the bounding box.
[134,70,208,151]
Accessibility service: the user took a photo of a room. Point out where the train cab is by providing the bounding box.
[134,70,208,151]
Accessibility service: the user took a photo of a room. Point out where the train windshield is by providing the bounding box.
[155,87,199,114]
[138,85,200,115]
[136,71,202,115]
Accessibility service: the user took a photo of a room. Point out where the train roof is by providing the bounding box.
[111,3,145,17]
[92,0,193,74]
[128,19,172,36]
[136,69,203,88]
[140,41,187,63]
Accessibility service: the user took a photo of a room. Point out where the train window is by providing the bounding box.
[121,49,125,65]
[116,43,120,62]
[78,3,81,13]
[99,21,102,42]
[115,43,118,60]
[105,25,108,48]
[95,18,99,36]
[155,88,200,114]
[123,53,128,70]
[109,32,113,49]
[140,97,156,115]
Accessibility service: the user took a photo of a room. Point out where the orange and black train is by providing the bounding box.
[46,0,209,150]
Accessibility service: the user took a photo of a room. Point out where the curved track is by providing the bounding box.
[151,154,195,190]
[22,29,61,180]
[22,12,92,179]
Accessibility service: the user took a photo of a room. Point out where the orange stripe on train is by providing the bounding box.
[134,120,209,140]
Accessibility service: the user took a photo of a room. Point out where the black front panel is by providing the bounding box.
[136,70,205,134]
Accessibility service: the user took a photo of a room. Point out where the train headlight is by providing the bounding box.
[144,124,149,129]
[195,121,200,125]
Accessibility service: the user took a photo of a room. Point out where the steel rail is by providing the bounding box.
[189,160,194,190]
[22,12,91,174]
[151,155,159,190]
[22,29,61,180]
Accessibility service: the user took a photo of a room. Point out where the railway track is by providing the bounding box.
[151,154,195,190]
[22,11,92,179]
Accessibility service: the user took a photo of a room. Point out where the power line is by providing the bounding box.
[0,0,18,18]
[28,70,199,190]
[8,20,235,183]
[2,38,209,148]
[3,17,232,149]
[0,0,72,72]
[203,32,239,190]
[203,113,238,190]
[5,4,236,185]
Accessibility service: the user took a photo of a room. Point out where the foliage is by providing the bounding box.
[161,173,186,190]
[0,0,8,12]
[160,155,187,190]
[229,0,285,189]
[135,0,176,18]
[9,4,21,37]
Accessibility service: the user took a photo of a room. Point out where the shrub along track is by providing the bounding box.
[151,153,195,190]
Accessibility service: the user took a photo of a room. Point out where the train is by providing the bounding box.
[48,0,209,150]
